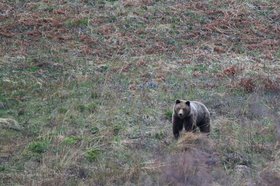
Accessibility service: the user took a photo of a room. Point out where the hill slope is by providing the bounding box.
[1,0,279,185]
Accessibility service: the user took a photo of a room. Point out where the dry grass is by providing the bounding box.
[0,0,280,185]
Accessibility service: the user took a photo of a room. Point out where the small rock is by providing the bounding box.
[0,118,22,131]
[234,165,252,178]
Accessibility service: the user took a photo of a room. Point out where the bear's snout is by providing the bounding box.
[178,109,184,118]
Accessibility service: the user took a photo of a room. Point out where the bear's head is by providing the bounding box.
[174,99,191,119]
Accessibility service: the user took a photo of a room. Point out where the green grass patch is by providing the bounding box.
[63,136,81,145]
[154,131,165,140]
[0,0,279,185]
[0,165,6,172]
[85,148,102,162]
[77,103,97,113]
[28,139,50,154]
[191,64,208,73]
[90,126,100,134]
[113,124,123,135]
[164,109,172,121]
[58,107,68,114]
[65,18,89,27]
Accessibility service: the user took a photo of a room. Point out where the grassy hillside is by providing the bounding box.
[0,0,279,185]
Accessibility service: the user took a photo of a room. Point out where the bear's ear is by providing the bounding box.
[185,101,190,106]
[175,99,181,104]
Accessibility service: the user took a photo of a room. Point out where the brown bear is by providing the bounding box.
[172,99,210,139]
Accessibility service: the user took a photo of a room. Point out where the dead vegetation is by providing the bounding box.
[1,0,280,185]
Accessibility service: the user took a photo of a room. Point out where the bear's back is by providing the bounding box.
[190,101,210,123]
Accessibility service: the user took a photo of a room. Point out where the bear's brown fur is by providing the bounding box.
[172,99,210,139]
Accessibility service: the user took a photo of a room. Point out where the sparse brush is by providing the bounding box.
[0,0,279,185]
[176,132,213,152]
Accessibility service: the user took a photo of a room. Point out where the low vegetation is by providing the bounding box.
[0,0,279,185]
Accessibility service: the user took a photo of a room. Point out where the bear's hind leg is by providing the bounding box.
[199,122,210,133]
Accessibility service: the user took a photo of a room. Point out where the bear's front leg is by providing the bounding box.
[173,117,183,139]
[184,116,196,132]
[173,128,179,139]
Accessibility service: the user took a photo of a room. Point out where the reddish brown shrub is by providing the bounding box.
[263,78,280,92]
[223,66,238,77]
[239,78,255,92]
